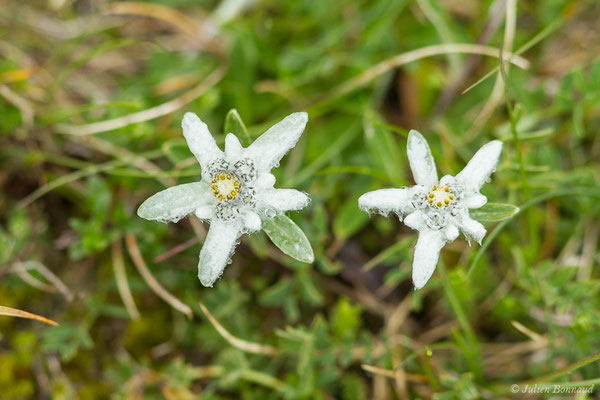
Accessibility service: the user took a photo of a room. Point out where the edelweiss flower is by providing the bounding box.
[358,130,502,290]
[138,112,310,287]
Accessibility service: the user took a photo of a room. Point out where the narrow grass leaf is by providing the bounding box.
[224,109,252,147]
[0,305,59,326]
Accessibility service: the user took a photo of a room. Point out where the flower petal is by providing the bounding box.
[404,211,427,232]
[412,230,445,290]
[255,173,276,189]
[245,112,308,173]
[257,189,310,213]
[443,224,459,242]
[243,211,262,232]
[198,220,242,287]
[358,188,416,217]
[182,112,223,170]
[407,130,438,187]
[459,215,486,245]
[463,194,487,209]
[456,140,502,193]
[138,182,211,223]
[225,133,244,160]
[195,204,214,220]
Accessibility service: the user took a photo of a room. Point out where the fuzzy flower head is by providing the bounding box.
[359,130,502,290]
[138,112,310,287]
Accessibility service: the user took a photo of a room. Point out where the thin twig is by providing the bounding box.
[430,0,507,116]
[105,2,224,57]
[198,302,278,356]
[112,239,141,320]
[125,233,193,318]
[55,67,225,136]
[467,187,600,278]
[464,0,517,140]
[361,364,428,383]
[154,236,200,263]
[520,350,600,385]
[510,321,545,343]
[71,135,170,187]
[320,43,529,104]
[18,149,162,208]
[11,260,73,301]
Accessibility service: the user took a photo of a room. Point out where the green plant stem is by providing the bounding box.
[492,351,600,394]
[462,19,563,94]
[438,262,482,380]
[498,42,530,201]
[522,350,600,385]
[18,149,163,207]
[467,187,600,278]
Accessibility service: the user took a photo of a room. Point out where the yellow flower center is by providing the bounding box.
[210,173,241,202]
[426,185,455,209]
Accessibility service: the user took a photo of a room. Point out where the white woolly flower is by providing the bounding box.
[138,112,310,287]
[358,130,502,290]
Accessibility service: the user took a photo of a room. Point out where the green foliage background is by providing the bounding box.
[0,0,599,398]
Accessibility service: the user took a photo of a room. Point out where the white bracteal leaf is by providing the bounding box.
[224,133,244,160]
[407,130,438,187]
[463,194,487,209]
[257,189,310,213]
[262,215,314,263]
[245,112,308,173]
[443,224,459,242]
[358,187,416,217]
[198,221,242,287]
[195,205,214,220]
[254,173,276,189]
[403,211,427,232]
[137,183,212,223]
[243,211,262,232]
[412,230,445,290]
[459,216,487,245]
[182,112,223,170]
[456,140,503,193]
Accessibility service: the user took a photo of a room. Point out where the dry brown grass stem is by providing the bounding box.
[125,233,193,318]
[55,66,225,136]
[112,239,141,320]
[323,43,528,104]
[0,305,59,326]
[198,302,278,356]
[11,260,73,301]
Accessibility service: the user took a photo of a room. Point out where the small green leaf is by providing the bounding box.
[262,215,314,263]
[41,323,93,361]
[161,139,191,164]
[499,128,553,142]
[331,298,362,340]
[470,202,519,221]
[334,196,369,239]
[363,111,405,185]
[260,278,295,305]
[224,109,252,147]
[297,269,324,305]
